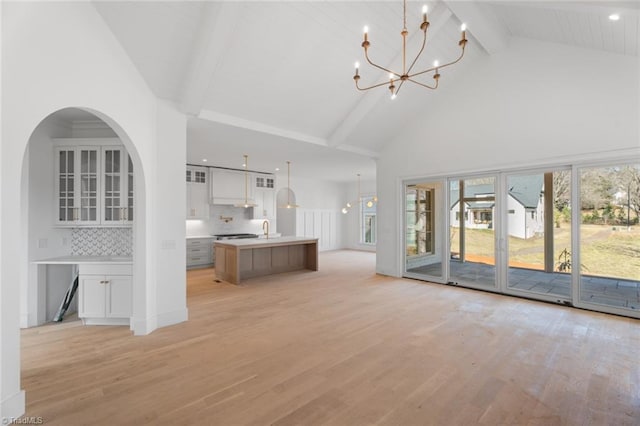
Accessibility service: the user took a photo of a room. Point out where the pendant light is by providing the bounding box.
[342,174,377,214]
[234,154,257,208]
[279,161,299,209]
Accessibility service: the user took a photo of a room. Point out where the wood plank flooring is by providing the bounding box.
[20,250,640,425]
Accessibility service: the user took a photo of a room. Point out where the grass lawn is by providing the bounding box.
[450,224,639,280]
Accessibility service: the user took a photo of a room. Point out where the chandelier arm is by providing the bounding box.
[405,26,428,76]
[408,46,465,79]
[406,77,439,90]
[355,79,397,91]
[394,79,407,96]
[364,49,398,77]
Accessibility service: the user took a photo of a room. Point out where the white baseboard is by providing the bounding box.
[1,389,25,422]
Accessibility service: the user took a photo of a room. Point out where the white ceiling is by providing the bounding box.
[89,1,639,182]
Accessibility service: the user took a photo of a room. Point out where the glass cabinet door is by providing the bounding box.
[102,147,133,224]
[79,148,99,223]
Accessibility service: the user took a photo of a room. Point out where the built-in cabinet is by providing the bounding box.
[186,166,209,219]
[186,237,215,269]
[54,139,133,226]
[78,263,132,325]
[252,175,276,219]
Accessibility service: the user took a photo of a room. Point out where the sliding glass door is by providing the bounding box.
[577,163,639,314]
[505,170,573,301]
[404,181,444,281]
[402,161,638,320]
[448,176,497,289]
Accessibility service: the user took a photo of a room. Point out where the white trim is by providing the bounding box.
[1,390,25,421]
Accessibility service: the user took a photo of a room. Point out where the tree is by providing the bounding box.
[553,170,571,211]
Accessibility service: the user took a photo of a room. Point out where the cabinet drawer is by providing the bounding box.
[187,246,210,256]
[187,238,213,248]
[79,263,133,275]
[187,255,212,266]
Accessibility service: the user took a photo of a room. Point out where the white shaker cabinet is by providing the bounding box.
[251,175,276,220]
[78,263,132,325]
[186,166,210,219]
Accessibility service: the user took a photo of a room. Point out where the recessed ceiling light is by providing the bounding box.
[202,158,207,162]
[609,13,620,21]
[275,167,280,171]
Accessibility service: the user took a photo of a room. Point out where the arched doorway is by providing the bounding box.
[21,107,146,331]
[276,188,297,236]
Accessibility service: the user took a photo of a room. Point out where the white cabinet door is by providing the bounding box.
[186,166,209,219]
[107,276,132,318]
[55,146,101,226]
[252,188,276,219]
[79,276,107,318]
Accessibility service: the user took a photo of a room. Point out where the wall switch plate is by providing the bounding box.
[38,238,48,249]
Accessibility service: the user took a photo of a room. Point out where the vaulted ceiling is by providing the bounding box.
[92,1,639,182]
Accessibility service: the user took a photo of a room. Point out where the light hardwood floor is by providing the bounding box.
[21,250,639,425]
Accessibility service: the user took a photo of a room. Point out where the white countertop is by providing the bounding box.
[214,236,318,248]
[33,255,133,264]
[186,235,216,240]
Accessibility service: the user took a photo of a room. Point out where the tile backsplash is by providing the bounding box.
[71,227,133,256]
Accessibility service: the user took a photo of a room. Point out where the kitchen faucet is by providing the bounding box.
[262,220,269,239]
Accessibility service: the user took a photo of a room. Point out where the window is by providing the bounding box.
[361,196,377,244]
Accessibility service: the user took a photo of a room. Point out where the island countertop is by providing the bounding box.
[214,236,318,249]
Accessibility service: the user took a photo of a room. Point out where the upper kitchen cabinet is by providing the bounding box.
[252,174,276,219]
[210,168,255,205]
[186,165,209,219]
[102,147,134,225]
[54,138,134,227]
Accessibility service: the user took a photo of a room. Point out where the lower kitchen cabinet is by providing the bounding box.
[78,263,132,325]
[187,237,215,269]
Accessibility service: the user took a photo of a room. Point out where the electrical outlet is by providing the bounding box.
[62,237,69,246]
[38,238,48,249]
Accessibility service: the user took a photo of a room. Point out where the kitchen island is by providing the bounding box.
[214,237,318,284]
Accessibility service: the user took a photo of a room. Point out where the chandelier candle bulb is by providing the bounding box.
[422,5,428,22]
[363,26,368,42]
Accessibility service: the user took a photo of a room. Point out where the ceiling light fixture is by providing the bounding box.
[278,161,299,209]
[609,13,620,21]
[342,174,378,214]
[353,0,468,99]
[234,154,257,209]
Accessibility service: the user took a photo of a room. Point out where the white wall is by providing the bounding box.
[1,2,187,418]
[376,37,640,277]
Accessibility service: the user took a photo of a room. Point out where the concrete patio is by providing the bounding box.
[407,260,639,311]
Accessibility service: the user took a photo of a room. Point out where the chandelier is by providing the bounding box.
[353,0,467,99]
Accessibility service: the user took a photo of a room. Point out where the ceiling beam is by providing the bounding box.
[327,5,452,150]
[180,3,241,116]
[443,0,509,55]
[198,109,328,147]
